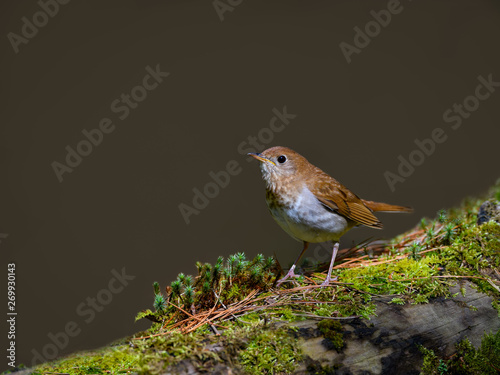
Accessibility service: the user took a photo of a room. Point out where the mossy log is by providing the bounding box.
[27,190,500,374]
[117,281,497,375]
[292,282,499,375]
[16,281,500,375]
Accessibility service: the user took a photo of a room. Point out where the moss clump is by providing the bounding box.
[317,319,344,352]
[439,220,500,291]
[419,330,500,375]
[32,346,138,375]
[136,252,280,327]
[338,255,447,304]
[32,319,302,374]
[131,328,217,373]
[237,325,301,374]
[419,345,448,375]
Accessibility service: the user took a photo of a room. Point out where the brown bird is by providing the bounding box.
[249,146,412,286]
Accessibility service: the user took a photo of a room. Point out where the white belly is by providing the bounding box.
[267,185,352,243]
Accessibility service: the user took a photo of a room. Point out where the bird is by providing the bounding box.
[249,146,413,287]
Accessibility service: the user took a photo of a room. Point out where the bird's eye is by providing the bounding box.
[277,155,287,164]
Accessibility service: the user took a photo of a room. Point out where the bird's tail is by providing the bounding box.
[362,200,413,213]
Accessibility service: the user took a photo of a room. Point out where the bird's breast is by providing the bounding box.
[265,185,352,243]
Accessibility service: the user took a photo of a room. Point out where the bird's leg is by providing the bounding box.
[320,242,339,287]
[276,242,309,286]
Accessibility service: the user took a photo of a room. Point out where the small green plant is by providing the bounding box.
[153,281,161,295]
[425,225,436,247]
[177,272,186,284]
[442,222,456,245]
[390,297,405,305]
[437,360,448,374]
[409,241,423,260]
[420,218,428,230]
[184,275,193,287]
[437,209,448,223]
[153,293,166,313]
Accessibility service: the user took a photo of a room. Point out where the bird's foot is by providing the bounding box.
[319,275,338,288]
[276,266,300,286]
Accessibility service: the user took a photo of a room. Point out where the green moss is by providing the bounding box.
[317,319,344,352]
[131,330,218,373]
[492,299,500,317]
[418,345,442,375]
[390,297,405,305]
[135,309,157,322]
[33,316,302,374]
[237,325,301,374]
[339,256,446,303]
[315,304,340,318]
[419,330,500,375]
[32,346,138,375]
[226,283,242,303]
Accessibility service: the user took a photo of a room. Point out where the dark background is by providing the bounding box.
[1,0,499,369]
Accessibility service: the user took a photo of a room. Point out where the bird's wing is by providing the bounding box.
[308,170,383,229]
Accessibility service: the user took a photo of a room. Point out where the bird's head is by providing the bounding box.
[248,146,310,190]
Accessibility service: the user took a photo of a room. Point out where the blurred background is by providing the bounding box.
[1,0,499,368]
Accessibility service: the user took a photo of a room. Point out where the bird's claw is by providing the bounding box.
[276,268,300,286]
[319,275,338,288]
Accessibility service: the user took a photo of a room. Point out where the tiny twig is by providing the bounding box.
[486,278,500,294]
[387,275,490,283]
[417,246,446,254]
[293,313,361,320]
[332,255,369,269]
[161,313,176,330]
[210,324,220,335]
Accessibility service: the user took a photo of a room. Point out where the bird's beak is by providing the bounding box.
[248,153,276,166]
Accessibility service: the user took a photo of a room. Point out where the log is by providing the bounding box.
[293,282,500,374]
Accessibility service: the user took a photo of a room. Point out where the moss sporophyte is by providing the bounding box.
[33,180,500,374]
